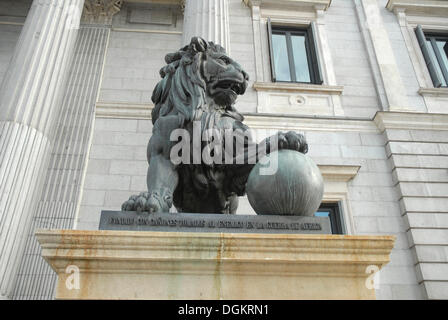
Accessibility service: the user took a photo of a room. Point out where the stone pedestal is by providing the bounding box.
[36,229,394,300]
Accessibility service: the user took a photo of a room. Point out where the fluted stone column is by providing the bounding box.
[0,0,84,299]
[11,0,122,300]
[182,0,231,52]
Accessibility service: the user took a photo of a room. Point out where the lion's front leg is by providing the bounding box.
[122,154,178,213]
[122,116,180,213]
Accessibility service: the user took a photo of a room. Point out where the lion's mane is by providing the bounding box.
[151,37,227,127]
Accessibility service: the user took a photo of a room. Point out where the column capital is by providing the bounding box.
[82,0,123,25]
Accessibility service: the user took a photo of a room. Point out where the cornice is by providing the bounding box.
[253,82,344,95]
[374,111,448,132]
[418,87,448,97]
[318,165,360,182]
[243,0,332,11]
[36,229,394,276]
[96,101,153,119]
[95,101,378,133]
[386,0,448,17]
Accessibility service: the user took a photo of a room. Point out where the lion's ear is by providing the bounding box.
[190,37,208,52]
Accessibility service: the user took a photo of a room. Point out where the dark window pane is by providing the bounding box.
[291,35,311,82]
[272,33,291,81]
[427,39,447,86]
[315,203,344,234]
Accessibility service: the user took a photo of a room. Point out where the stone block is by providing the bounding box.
[388,141,441,156]
[408,229,448,246]
[84,174,130,191]
[89,145,136,160]
[406,212,448,230]
[414,245,448,263]
[341,146,387,159]
[391,284,424,300]
[109,160,148,175]
[422,281,448,299]
[36,230,395,300]
[86,159,111,175]
[417,263,448,281]
[80,190,105,206]
[379,265,419,285]
[401,197,448,213]
[95,118,138,132]
[360,133,386,146]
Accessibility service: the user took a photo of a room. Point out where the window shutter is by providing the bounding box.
[415,25,442,88]
[308,22,323,85]
[267,18,276,82]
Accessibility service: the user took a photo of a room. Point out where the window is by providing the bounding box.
[267,19,323,84]
[315,202,344,234]
[415,25,448,88]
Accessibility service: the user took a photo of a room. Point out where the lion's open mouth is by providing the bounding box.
[213,79,245,95]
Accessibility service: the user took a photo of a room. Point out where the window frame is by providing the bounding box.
[425,32,448,87]
[316,202,344,235]
[415,25,448,88]
[267,19,323,85]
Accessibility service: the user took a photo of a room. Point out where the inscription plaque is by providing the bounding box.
[99,211,331,234]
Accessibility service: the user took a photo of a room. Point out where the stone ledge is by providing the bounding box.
[418,87,448,97]
[253,82,344,95]
[374,111,448,132]
[319,165,360,182]
[243,0,332,11]
[94,101,378,132]
[96,101,153,119]
[36,229,394,299]
[386,0,448,17]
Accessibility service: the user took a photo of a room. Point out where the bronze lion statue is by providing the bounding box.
[122,37,308,214]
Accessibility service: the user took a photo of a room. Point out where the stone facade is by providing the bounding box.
[0,0,447,300]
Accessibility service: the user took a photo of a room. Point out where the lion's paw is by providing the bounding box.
[277,131,308,154]
[121,190,173,213]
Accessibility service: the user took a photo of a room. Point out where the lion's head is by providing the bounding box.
[151,37,249,125]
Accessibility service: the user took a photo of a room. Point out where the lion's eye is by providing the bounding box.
[217,56,230,64]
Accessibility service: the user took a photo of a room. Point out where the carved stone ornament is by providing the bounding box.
[180,0,185,13]
[82,0,123,25]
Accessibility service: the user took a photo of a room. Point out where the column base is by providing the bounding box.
[36,230,395,300]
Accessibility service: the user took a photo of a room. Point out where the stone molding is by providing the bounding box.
[94,101,378,132]
[111,27,182,35]
[317,165,360,235]
[253,83,344,117]
[374,111,448,132]
[243,0,332,12]
[418,87,448,97]
[96,101,153,119]
[253,82,344,95]
[318,165,360,182]
[82,0,123,25]
[36,229,394,299]
[386,0,448,17]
